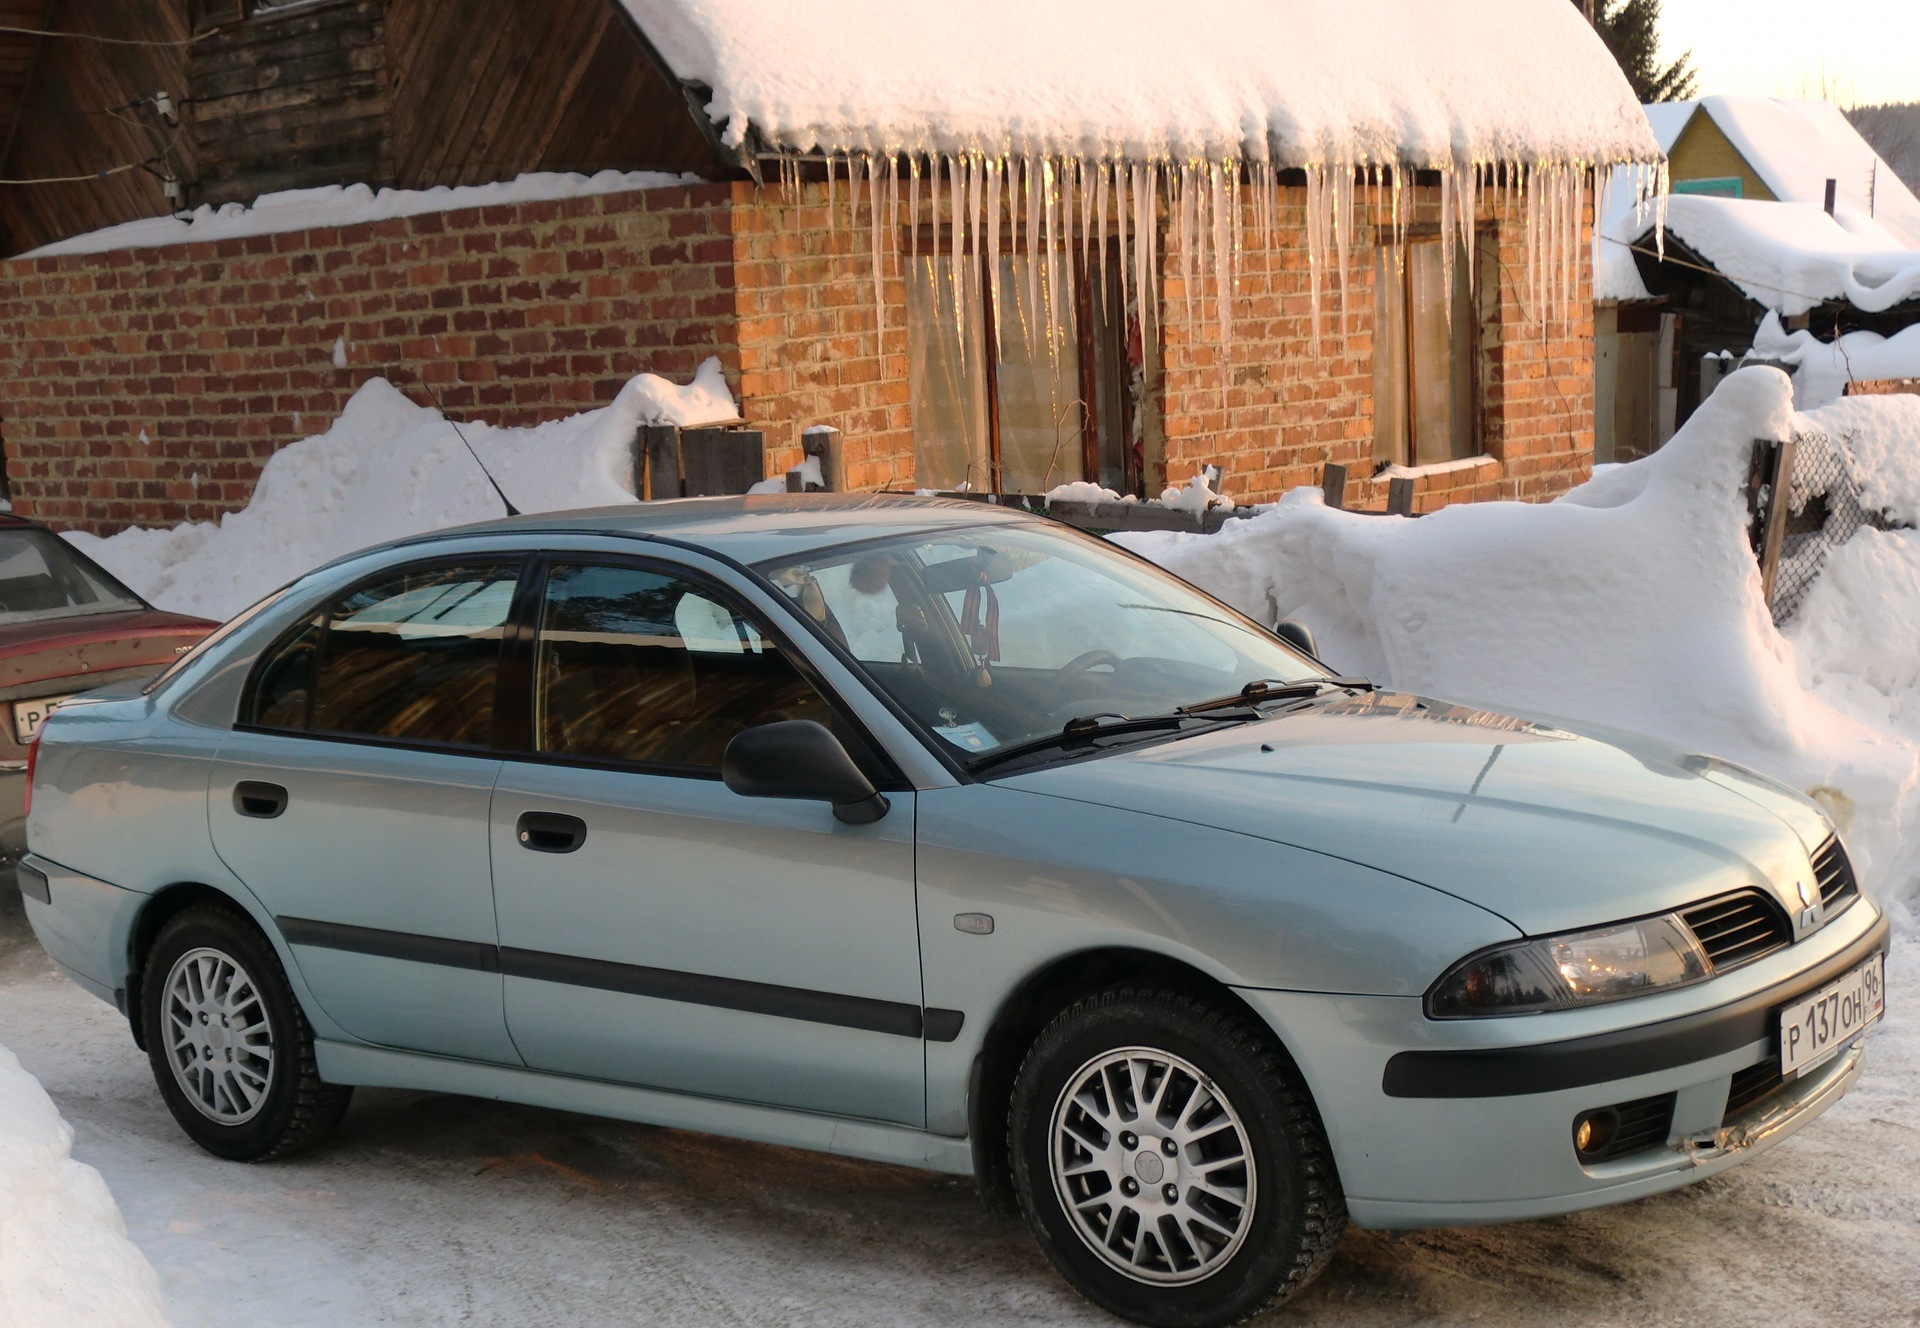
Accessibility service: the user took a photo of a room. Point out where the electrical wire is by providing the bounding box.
[0,162,146,184]
[0,25,209,46]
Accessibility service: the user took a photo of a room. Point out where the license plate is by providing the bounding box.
[12,693,75,745]
[1780,953,1885,1077]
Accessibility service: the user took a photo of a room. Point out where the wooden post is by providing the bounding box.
[1750,436,1798,609]
[643,424,682,500]
[1387,475,1416,516]
[681,428,764,496]
[1321,462,1348,511]
[801,425,845,492]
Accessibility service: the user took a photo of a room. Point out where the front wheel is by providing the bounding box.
[141,903,352,1161]
[1009,987,1346,1327]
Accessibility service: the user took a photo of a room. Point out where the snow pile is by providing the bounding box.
[623,0,1653,167]
[0,1044,168,1327]
[68,360,739,621]
[1158,471,1235,513]
[1043,481,1134,506]
[1119,367,1920,918]
[1607,195,1920,316]
[1750,311,1920,408]
[24,170,703,259]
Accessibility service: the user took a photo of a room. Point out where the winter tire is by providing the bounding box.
[1009,987,1346,1328]
[141,902,352,1161]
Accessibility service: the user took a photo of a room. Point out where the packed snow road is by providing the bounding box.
[2,885,1914,1328]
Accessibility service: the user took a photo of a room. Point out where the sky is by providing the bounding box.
[1657,0,1920,106]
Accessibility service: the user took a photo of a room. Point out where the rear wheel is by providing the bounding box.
[141,903,351,1161]
[1009,987,1346,1327]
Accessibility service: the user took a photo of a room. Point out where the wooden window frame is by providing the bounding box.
[904,225,1131,494]
[1374,228,1492,470]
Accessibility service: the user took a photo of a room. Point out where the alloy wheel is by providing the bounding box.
[161,945,276,1124]
[1047,1046,1257,1285]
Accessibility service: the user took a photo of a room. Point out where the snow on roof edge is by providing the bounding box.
[21,170,704,260]
[619,0,1661,170]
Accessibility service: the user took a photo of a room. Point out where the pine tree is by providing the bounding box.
[1574,0,1699,103]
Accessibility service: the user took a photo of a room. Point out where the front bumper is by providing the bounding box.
[1237,902,1890,1228]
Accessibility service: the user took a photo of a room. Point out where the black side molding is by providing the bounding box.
[1383,913,1890,1099]
[276,915,964,1041]
[279,916,501,974]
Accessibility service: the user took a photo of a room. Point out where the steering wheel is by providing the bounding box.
[1056,649,1123,685]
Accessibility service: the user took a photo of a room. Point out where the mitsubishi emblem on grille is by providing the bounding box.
[1796,879,1822,932]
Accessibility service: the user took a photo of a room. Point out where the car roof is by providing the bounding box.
[386,493,1048,566]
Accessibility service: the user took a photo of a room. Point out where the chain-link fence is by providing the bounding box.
[1748,431,1908,624]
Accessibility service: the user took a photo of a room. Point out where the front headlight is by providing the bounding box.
[1428,914,1712,1018]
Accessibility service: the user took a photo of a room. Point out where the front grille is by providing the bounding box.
[1724,1060,1786,1121]
[1811,835,1859,911]
[1579,1092,1676,1163]
[1680,890,1792,971]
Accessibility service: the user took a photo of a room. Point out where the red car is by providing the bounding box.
[0,513,214,856]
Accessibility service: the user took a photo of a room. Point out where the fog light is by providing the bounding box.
[1573,1108,1618,1161]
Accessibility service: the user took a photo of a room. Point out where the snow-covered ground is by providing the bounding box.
[6,362,1920,1323]
[1,886,1914,1328]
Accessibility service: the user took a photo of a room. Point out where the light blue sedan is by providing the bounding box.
[18,496,1888,1326]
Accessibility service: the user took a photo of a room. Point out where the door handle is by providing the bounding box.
[516,811,587,854]
[233,781,288,819]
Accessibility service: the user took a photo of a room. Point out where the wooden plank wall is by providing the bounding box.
[189,0,391,206]
[385,0,718,187]
[0,0,192,255]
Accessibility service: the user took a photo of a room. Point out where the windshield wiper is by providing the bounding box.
[969,713,1190,773]
[1178,676,1375,716]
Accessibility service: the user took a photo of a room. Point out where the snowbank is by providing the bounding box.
[1750,312,1920,409]
[69,360,739,621]
[0,1045,168,1327]
[621,0,1655,167]
[23,170,702,259]
[1607,195,1920,317]
[1118,368,1920,919]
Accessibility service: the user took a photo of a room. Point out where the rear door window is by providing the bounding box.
[243,562,522,746]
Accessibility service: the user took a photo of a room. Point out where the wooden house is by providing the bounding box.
[0,0,1656,533]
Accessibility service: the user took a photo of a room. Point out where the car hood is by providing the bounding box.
[1000,691,1833,936]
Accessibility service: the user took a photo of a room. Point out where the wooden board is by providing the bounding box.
[189,0,391,207]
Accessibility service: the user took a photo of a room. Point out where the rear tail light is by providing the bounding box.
[23,733,39,819]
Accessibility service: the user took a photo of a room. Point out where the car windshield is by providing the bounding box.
[0,528,146,626]
[757,521,1322,767]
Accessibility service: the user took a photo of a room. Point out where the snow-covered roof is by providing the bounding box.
[1604,194,1920,316]
[618,0,1659,169]
[19,171,701,260]
[1676,97,1920,247]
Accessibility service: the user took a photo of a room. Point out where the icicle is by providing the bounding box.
[1095,159,1111,317]
[1079,157,1095,287]
[1304,163,1324,352]
[908,154,921,270]
[1333,161,1353,343]
[1130,162,1152,348]
[1114,161,1130,326]
[885,151,899,271]
[1174,163,1195,343]
[1042,157,1060,367]
[867,153,886,352]
[1025,155,1043,326]
[986,156,1004,339]
[1209,160,1232,356]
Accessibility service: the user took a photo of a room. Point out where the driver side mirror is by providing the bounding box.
[1274,618,1323,665]
[722,720,891,825]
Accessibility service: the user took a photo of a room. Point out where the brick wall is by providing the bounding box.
[728,179,915,490]
[1157,183,1596,513]
[0,172,1599,534]
[0,182,738,532]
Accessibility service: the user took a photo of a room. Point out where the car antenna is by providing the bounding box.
[408,373,520,517]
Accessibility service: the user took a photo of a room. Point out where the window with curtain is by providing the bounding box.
[1372,237,1491,469]
[907,245,1130,495]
